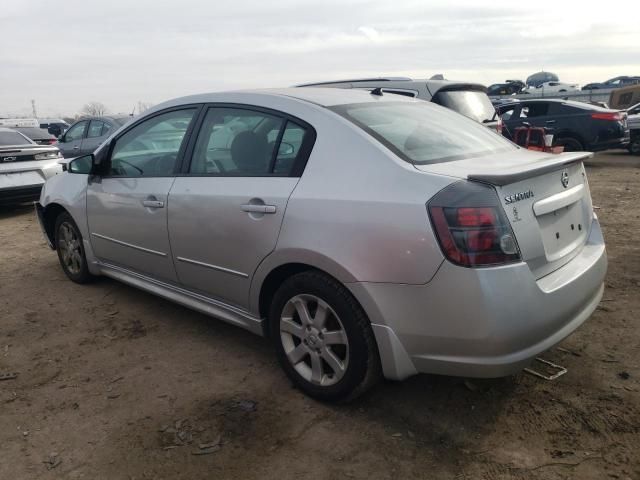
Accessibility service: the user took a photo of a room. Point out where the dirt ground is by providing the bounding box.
[1,151,638,480]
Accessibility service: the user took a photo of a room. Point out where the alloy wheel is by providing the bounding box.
[279,294,349,386]
[58,222,83,275]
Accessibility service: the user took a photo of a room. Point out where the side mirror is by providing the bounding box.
[57,134,66,142]
[67,154,94,174]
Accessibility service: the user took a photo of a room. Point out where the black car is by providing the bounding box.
[496,99,630,152]
[582,76,640,91]
[12,127,57,145]
[487,80,525,96]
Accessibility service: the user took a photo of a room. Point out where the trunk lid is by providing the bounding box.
[417,150,594,278]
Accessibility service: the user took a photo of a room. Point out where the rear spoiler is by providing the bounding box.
[468,152,593,186]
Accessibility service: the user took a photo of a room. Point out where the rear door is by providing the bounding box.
[87,107,200,283]
[82,120,107,154]
[167,105,315,308]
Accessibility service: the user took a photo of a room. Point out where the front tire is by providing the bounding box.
[269,271,380,402]
[55,212,93,284]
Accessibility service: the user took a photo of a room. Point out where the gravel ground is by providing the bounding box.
[0,151,638,479]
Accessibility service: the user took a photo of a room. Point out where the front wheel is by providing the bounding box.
[630,140,640,155]
[269,271,380,402]
[55,212,93,284]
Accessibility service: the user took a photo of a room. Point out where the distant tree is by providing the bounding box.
[81,102,108,117]
[136,101,154,115]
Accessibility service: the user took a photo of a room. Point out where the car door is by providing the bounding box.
[86,107,200,283]
[82,120,107,154]
[168,105,315,308]
[59,120,87,157]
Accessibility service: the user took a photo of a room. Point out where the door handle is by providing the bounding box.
[241,204,276,214]
[73,146,80,149]
[545,120,556,124]
[143,199,165,208]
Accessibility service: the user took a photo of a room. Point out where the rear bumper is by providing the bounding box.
[590,137,630,152]
[349,216,607,380]
[0,160,63,205]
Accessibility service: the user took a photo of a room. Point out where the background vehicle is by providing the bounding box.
[37,88,606,402]
[497,99,629,152]
[526,71,559,88]
[627,102,640,154]
[487,80,525,96]
[582,76,640,90]
[56,116,130,157]
[0,127,63,204]
[12,127,57,145]
[297,77,501,132]
[39,118,70,137]
[524,81,580,94]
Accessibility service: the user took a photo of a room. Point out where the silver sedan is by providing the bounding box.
[36,88,607,401]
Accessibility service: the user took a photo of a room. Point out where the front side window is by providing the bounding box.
[65,121,87,142]
[189,107,308,176]
[109,109,196,177]
[332,101,515,165]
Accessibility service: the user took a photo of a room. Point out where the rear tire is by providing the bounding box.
[269,271,380,402]
[54,212,93,284]
[554,137,584,152]
[630,141,640,155]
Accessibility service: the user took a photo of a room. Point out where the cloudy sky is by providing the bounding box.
[1,0,639,117]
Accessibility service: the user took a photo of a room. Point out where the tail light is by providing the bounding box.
[48,139,57,144]
[591,112,625,121]
[428,181,521,267]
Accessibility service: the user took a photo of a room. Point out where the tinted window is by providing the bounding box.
[332,102,515,165]
[87,121,104,138]
[522,103,549,117]
[274,121,307,174]
[65,121,87,141]
[0,131,30,146]
[189,108,285,175]
[109,109,196,177]
[432,90,496,123]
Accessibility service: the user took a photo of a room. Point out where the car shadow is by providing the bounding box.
[0,203,35,220]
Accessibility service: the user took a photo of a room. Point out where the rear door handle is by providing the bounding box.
[241,204,276,214]
[73,146,80,149]
[545,120,556,124]
[143,199,165,208]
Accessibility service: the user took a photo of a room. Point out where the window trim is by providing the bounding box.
[179,103,317,178]
[98,104,204,179]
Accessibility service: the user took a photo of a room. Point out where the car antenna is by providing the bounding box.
[370,87,383,96]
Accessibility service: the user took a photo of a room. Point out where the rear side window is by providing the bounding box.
[331,102,515,165]
[431,90,496,123]
[521,103,550,117]
[188,107,311,176]
[87,121,104,138]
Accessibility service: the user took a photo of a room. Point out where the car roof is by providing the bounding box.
[151,87,420,112]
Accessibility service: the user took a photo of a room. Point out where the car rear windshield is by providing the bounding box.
[0,131,30,146]
[330,102,515,165]
[432,90,497,124]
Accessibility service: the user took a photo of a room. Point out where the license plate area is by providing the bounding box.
[0,171,44,189]
[537,202,587,262]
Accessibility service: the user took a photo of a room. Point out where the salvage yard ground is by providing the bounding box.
[1,151,638,480]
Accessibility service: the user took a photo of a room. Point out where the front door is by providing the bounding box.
[168,106,314,308]
[87,107,199,282]
[60,120,87,157]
